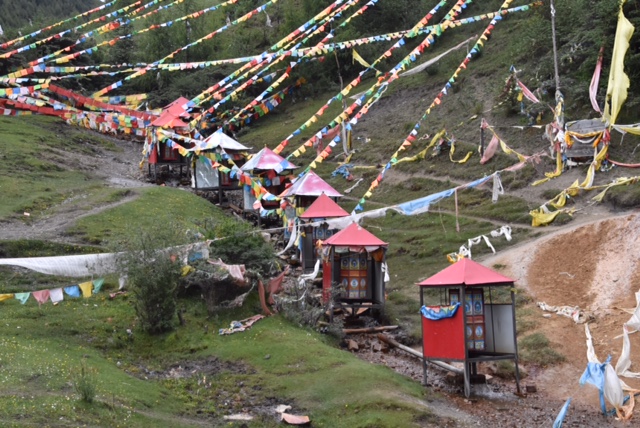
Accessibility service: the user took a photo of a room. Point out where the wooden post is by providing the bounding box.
[480,120,485,156]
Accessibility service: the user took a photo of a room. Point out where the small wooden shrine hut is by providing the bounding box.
[417,258,521,397]
[562,118,607,163]
[298,193,349,272]
[321,223,388,313]
[240,147,297,213]
[191,129,250,201]
[145,97,194,179]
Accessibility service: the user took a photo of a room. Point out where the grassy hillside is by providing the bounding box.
[2,0,640,425]
[0,0,102,33]
[0,289,443,427]
[0,115,107,221]
[0,110,457,428]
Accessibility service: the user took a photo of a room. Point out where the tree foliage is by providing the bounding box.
[0,0,102,33]
[117,227,188,335]
[0,0,638,115]
[205,219,277,277]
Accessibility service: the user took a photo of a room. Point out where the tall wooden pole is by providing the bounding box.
[550,0,561,92]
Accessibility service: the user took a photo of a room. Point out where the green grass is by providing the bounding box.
[0,115,121,221]
[518,332,566,367]
[236,93,346,149]
[67,186,229,245]
[604,182,640,210]
[0,291,441,427]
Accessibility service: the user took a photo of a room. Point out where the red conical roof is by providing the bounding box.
[323,222,387,247]
[299,193,349,219]
[279,171,341,198]
[417,258,514,287]
[151,111,190,128]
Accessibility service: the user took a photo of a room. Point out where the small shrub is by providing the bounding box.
[205,219,277,277]
[116,227,187,334]
[72,359,97,403]
[605,185,640,210]
[541,189,563,200]
[277,279,344,340]
[492,360,527,380]
[472,102,484,115]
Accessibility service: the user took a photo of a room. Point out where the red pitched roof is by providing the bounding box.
[299,193,349,219]
[417,258,514,287]
[151,111,190,128]
[279,170,342,198]
[164,96,191,118]
[323,222,387,247]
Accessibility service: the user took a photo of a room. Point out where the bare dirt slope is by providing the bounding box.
[484,212,640,401]
[350,212,640,427]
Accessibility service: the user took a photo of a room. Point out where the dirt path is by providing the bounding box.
[0,128,151,243]
[0,193,142,242]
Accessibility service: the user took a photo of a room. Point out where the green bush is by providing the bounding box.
[205,219,277,276]
[72,359,97,404]
[117,229,186,334]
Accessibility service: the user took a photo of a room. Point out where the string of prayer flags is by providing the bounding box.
[93,0,276,97]
[26,0,238,71]
[481,119,530,164]
[184,0,543,109]
[189,0,351,120]
[221,82,303,131]
[210,0,365,121]
[353,0,517,213]
[0,278,105,306]
[226,0,371,126]
[187,0,347,111]
[169,0,541,106]
[0,0,118,50]
[273,0,452,156]
[21,0,150,66]
[0,0,151,60]
[286,0,469,196]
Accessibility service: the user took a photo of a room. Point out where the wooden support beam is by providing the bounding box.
[342,325,398,334]
[376,334,463,375]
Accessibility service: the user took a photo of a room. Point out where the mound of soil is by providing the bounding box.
[346,213,640,426]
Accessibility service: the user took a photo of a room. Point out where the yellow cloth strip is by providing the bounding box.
[0,294,15,302]
[79,281,93,298]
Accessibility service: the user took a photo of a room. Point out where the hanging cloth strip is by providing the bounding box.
[421,302,460,320]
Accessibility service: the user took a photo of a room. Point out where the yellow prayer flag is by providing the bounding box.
[530,208,565,227]
[0,293,15,302]
[79,281,93,298]
[352,49,371,68]
[604,0,634,125]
